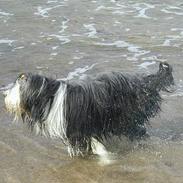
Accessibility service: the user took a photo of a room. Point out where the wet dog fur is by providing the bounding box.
[3,62,174,156]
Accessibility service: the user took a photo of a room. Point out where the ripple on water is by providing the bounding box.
[84,24,97,38]
[161,5,183,16]
[34,4,65,18]
[61,63,97,80]
[95,40,150,62]
[133,3,155,19]
[0,10,14,16]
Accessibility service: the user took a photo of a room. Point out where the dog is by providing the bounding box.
[2,62,174,157]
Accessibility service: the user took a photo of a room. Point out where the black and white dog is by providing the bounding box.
[2,62,174,156]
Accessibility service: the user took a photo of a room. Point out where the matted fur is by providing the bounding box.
[3,62,174,156]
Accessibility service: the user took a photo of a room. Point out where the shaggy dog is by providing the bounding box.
[2,62,174,156]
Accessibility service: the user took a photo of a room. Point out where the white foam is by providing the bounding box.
[60,63,97,81]
[49,34,71,44]
[47,0,58,4]
[142,56,166,62]
[59,18,69,34]
[68,61,74,65]
[50,52,58,56]
[41,18,70,45]
[161,6,183,16]
[15,46,24,49]
[73,56,83,60]
[0,39,15,46]
[133,3,155,19]
[138,61,156,69]
[84,24,97,38]
[127,45,140,53]
[167,5,182,10]
[96,5,121,11]
[34,5,64,17]
[0,10,14,16]
[52,46,58,50]
[165,17,173,20]
[95,40,149,61]
[171,28,183,32]
[171,28,183,36]
[163,80,183,98]
[162,34,183,47]
[114,20,121,24]
[95,40,129,48]
[72,34,82,37]
[164,90,183,97]
[12,46,25,52]
[36,66,49,70]
[112,10,125,15]
[163,39,171,46]
[31,42,37,45]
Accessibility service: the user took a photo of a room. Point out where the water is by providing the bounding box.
[0,0,183,182]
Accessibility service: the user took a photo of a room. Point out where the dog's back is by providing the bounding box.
[65,62,174,148]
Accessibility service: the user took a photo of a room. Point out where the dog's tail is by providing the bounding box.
[144,62,174,92]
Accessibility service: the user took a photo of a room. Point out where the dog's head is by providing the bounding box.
[1,73,60,122]
[2,73,29,119]
[158,62,174,92]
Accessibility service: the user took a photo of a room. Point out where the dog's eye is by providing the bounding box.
[18,73,27,81]
[20,74,26,79]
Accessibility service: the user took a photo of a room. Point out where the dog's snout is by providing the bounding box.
[2,90,8,97]
[0,83,14,97]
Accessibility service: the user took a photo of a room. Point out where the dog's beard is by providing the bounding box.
[4,82,21,120]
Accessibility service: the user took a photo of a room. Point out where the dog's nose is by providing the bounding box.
[0,83,14,97]
[0,86,6,96]
[0,86,6,97]
[2,90,8,97]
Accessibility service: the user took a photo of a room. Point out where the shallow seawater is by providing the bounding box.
[0,0,183,182]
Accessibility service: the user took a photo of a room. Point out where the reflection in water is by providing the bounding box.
[0,0,183,182]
